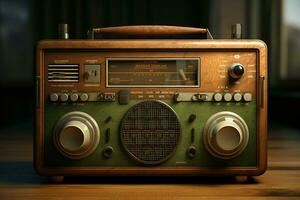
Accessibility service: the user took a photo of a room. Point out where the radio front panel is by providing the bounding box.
[35,40,267,177]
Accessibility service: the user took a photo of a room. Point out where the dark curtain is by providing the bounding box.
[33,0,210,40]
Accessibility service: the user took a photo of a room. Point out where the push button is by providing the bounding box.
[70,93,79,102]
[233,93,242,102]
[50,93,59,102]
[223,93,232,102]
[60,93,68,102]
[80,93,89,102]
[213,93,223,102]
[243,93,252,102]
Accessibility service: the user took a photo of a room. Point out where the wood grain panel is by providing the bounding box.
[35,39,267,176]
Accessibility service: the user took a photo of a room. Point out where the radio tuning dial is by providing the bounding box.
[53,111,100,159]
[59,121,90,152]
[203,111,249,159]
[60,93,69,102]
[229,63,244,80]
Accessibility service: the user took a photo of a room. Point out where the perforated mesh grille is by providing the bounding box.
[120,101,181,164]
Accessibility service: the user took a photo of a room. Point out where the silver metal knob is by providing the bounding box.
[70,93,79,102]
[53,111,100,159]
[213,93,223,102]
[243,93,252,102]
[59,121,91,152]
[50,93,59,102]
[203,111,249,159]
[60,93,69,102]
[223,93,232,102]
[233,93,242,102]
[80,93,89,102]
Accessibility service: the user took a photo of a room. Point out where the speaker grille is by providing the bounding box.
[48,64,79,82]
[120,100,180,164]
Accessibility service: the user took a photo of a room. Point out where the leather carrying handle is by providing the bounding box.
[88,25,213,38]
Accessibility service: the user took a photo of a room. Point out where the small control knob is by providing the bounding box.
[103,146,114,158]
[224,93,232,102]
[188,114,197,123]
[229,63,244,79]
[187,146,197,158]
[213,93,223,102]
[80,93,89,101]
[70,93,79,102]
[243,93,252,102]
[60,93,69,102]
[233,93,242,102]
[50,93,59,102]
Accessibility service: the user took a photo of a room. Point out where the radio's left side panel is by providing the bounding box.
[34,42,126,177]
[35,42,105,176]
[35,41,46,175]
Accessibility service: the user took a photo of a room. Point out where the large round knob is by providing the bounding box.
[203,111,249,159]
[59,121,91,152]
[53,111,100,159]
[228,63,244,79]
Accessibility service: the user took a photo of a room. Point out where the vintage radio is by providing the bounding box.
[35,25,267,182]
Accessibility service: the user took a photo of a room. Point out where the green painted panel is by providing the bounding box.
[44,100,257,167]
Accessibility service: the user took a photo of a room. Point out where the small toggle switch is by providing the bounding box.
[105,128,111,143]
[191,128,195,143]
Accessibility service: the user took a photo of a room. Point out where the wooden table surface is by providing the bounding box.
[0,124,300,199]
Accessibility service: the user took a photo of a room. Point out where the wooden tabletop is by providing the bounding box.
[0,124,300,199]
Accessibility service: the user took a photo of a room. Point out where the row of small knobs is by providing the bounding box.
[213,92,252,102]
[50,93,89,102]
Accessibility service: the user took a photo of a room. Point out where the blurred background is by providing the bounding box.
[0,0,299,133]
